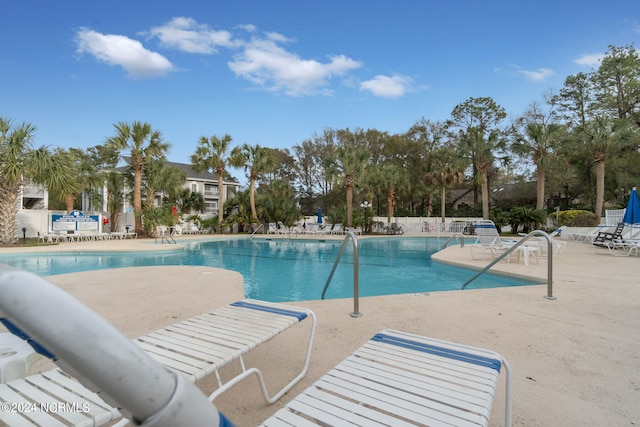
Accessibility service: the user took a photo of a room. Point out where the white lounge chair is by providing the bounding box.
[261,329,512,427]
[520,226,567,255]
[0,266,316,426]
[472,222,539,265]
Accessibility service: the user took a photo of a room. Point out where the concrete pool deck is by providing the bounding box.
[1,234,638,426]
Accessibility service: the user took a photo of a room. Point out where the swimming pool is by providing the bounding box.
[0,237,536,302]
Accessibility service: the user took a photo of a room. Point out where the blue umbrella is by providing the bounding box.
[317,208,323,224]
[623,187,640,237]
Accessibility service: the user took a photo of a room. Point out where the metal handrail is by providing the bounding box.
[441,232,465,249]
[250,223,264,236]
[462,230,556,300]
[320,231,362,317]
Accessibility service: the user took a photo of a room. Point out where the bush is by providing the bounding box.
[557,210,599,227]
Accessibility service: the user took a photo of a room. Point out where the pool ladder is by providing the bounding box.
[321,231,362,317]
[461,230,556,300]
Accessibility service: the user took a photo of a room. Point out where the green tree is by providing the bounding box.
[142,159,186,211]
[105,171,125,232]
[0,118,73,244]
[510,101,566,211]
[106,121,170,235]
[576,116,636,216]
[191,134,233,221]
[332,129,370,227]
[373,162,406,224]
[229,144,274,222]
[592,44,640,126]
[424,146,467,223]
[450,97,507,219]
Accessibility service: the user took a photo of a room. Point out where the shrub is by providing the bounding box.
[557,210,599,227]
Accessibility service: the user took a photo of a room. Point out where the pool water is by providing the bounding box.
[0,237,536,302]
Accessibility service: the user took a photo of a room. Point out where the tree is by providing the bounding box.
[424,146,467,223]
[106,121,170,235]
[0,118,73,244]
[332,129,370,227]
[592,44,640,126]
[510,102,566,210]
[105,171,125,232]
[229,144,273,222]
[373,162,406,224]
[191,134,233,221]
[450,97,507,219]
[142,159,185,211]
[576,116,636,217]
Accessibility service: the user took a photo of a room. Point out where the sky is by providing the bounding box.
[3,0,640,184]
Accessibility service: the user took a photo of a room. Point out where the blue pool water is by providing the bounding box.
[0,237,536,302]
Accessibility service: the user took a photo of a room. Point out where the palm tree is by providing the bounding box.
[0,118,73,244]
[511,103,566,210]
[229,144,273,222]
[49,148,104,213]
[142,159,186,211]
[577,116,636,217]
[424,146,467,223]
[191,134,233,221]
[106,121,170,235]
[105,171,125,232]
[332,130,370,227]
[374,163,407,224]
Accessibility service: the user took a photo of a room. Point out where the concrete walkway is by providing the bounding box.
[1,234,638,426]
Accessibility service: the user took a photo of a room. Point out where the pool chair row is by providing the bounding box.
[0,267,512,427]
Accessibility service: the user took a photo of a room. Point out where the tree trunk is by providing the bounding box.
[536,166,545,211]
[346,185,353,227]
[481,170,490,220]
[249,178,258,221]
[440,186,447,223]
[65,194,75,213]
[594,160,605,218]
[387,189,394,223]
[133,169,143,234]
[0,180,19,244]
[217,173,225,222]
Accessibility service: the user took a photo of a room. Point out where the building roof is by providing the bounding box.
[118,156,239,185]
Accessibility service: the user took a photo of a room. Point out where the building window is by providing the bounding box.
[191,183,197,193]
[205,201,218,214]
[205,184,219,196]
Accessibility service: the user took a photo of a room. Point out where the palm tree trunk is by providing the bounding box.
[440,186,447,223]
[595,160,605,217]
[0,180,19,244]
[65,194,75,213]
[481,170,490,220]
[387,189,394,223]
[217,174,225,222]
[346,185,353,227]
[536,166,545,211]
[133,169,143,234]
[249,178,258,221]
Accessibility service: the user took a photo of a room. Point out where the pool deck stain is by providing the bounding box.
[1,233,639,426]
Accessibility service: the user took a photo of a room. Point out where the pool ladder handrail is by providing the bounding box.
[461,230,556,300]
[441,232,465,248]
[250,223,264,236]
[321,231,362,317]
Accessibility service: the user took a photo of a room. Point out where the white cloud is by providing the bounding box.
[517,68,554,82]
[75,28,173,78]
[574,53,604,67]
[228,35,362,96]
[147,17,241,54]
[360,74,414,98]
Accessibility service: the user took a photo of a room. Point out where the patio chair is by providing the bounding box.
[0,266,315,426]
[472,222,539,265]
[266,223,278,234]
[592,222,625,247]
[261,329,512,427]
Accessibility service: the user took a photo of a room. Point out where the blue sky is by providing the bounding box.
[3,1,640,181]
